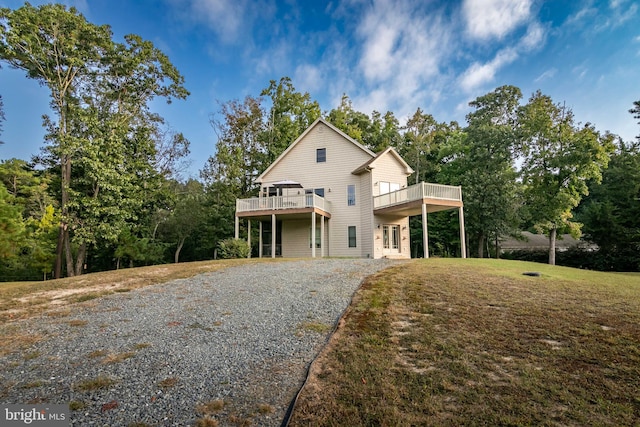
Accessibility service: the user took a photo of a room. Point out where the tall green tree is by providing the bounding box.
[578,139,640,270]
[441,86,523,257]
[0,4,188,276]
[0,3,113,277]
[261,77,321,163]
[326,94,373,145]
[519,91,614,265]
[203,96,266,198]
[159,179,207,263]
[0,181,24,261]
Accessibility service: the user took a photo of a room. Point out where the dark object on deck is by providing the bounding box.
[523,272,541,277]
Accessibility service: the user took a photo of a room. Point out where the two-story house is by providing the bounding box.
[234,118,466,259]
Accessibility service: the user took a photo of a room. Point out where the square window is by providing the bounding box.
[316,148,326,163]
[348,226,357,248]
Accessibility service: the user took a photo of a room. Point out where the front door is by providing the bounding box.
[383,225,400,256]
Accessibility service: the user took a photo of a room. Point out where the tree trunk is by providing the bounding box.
[477,234,485,258]
[495,235,500,259]
[54,224,65,278]
[74,243,87,276]
[64,228,75,277]
[175,237,186,263]
[548,227,557,265]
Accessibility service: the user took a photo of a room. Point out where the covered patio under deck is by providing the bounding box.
[235,193,331,258]
[374,182,466,258]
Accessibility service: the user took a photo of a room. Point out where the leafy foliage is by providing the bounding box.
[0,3,188,277]
[519,91,614,264]
[216,238,250,259]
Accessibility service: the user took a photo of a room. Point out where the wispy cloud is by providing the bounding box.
[458,48,519,92]
[170,0,276,44]
[349,0,452,117]
[462,0,533,41]
[534,68,558,82]
[458,21,546,92]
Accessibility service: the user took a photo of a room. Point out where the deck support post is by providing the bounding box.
[459,206,467,258]
[247,220,251,258]
[320,215,325,258]
[259,221,263,258]
[422,203,429,259]
[235,216,239,240]
[271,214,276,259]
[311,212,316,258]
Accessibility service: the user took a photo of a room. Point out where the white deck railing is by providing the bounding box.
[373,182,462,209]
[236,194,331,214]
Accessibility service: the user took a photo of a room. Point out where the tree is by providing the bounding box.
[0,93,4,143]
[519,91,614,265]
[441,86,523,257]
[203,96,266,198]
[630,100,640,138]
[578,139,640,270]
[0,182,24,261]
[159,179,207,263]
[0,3,113,277]
[0,64,5,143]
[326,95,373,146]
[0,4,188,277]
[261,77,321,163]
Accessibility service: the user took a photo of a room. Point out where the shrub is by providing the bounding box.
[216,239,250,259]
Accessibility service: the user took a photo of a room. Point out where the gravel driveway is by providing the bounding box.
[0,259,396,426]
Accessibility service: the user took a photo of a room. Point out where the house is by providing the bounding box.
[234,118,466,259]
[500,231,598,253]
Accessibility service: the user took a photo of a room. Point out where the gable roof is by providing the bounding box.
[256,117,376,183]
[352,146,414,175]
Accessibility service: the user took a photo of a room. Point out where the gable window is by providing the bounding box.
[347,185,356,206]
[348,226,357,248]
[316,148,326,163]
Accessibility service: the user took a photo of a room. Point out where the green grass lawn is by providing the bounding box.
[289,259,640,426]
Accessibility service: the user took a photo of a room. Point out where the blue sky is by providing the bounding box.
[1,0,639,178]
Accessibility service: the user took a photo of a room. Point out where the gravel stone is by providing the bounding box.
[0,259,397,426]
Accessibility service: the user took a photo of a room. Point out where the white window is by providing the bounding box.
[347,185,356,206]
[380,182,400,195]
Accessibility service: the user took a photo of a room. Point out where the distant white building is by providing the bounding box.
[235,118,466,259]
[500,231,597,253]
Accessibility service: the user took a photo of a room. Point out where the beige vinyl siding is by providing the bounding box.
[373,214,410,259]
[359,171,374,257]
[261,122,374,258]
[370,153,411,259]
[371,154,409,197]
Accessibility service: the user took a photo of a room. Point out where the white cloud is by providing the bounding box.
[458,48,518,92]
[534,68,558,82]
[519,22,546,51]
[564,6,597,27]
[351,0,452,115]
[462,0,533,41]
[171,0,276,44]
[294,64,323,94]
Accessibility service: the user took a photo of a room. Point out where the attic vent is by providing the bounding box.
[317,124,324,133]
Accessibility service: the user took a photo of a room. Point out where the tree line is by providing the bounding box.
[1,3,638,280]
